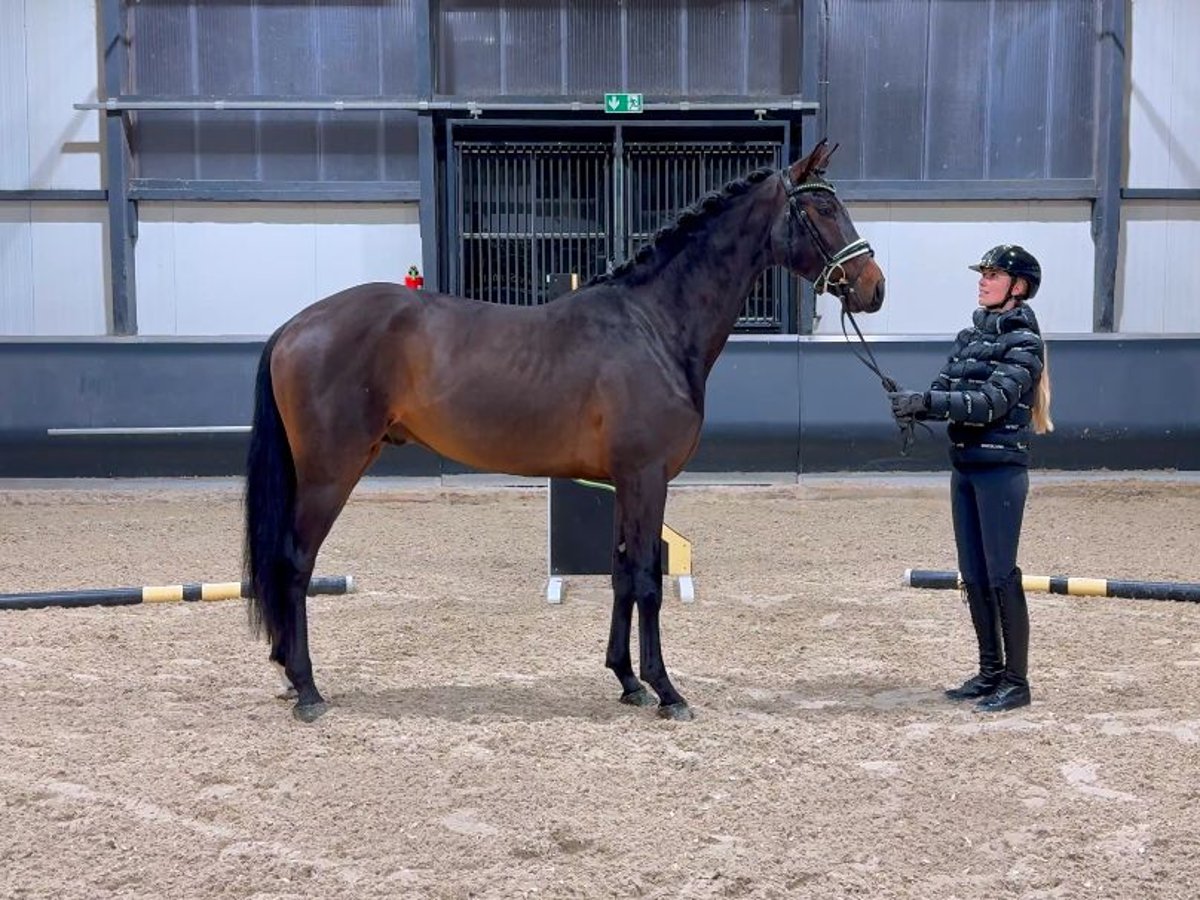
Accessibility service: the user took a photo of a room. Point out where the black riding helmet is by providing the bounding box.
[969,244,1041,299]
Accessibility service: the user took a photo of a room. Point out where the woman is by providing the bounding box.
[888,244,1053,713]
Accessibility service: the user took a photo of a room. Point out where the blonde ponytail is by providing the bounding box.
[1031,342,1054,434]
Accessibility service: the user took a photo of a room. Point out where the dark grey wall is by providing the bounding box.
[1,335,1197,477]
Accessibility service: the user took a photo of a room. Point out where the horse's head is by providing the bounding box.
[774,141,885,314]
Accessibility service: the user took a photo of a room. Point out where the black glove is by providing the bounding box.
[888,389,929,420]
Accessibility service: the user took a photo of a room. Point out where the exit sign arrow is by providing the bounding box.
[604,92,643,114]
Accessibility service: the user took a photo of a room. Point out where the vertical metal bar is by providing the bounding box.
[680,0,688,94]
[416,0,433,98]
[798,2,822,334]
[519,151,527,305]
[1093,0,1125,333]
[619,0,628,90]
[571,152,578,283]
[470,147,479,299]
[251,3,263,182]
[550,151,559,291]
[488,150,496,303]
[498,0,508,95]
[416,0,439,289]
[983,0,995,180]
[419,114,439,291]
[614,130,625,267]
[478,148,485,300]
[559,0,569,94]
[466,145,475,298]
[102,0,136,335]
[1045,5,1059,180]
[479,147,487,301]
[800,0,824,141]
[740,0,750,95]
[503,149,510,304]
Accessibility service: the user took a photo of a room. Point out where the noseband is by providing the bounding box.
[780,171,873,297]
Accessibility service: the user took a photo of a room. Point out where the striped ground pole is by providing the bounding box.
[0,575,354,612]
[904,569,1200,603]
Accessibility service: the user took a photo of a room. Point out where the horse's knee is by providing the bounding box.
[632,569,663,605]
[611,566,634,599]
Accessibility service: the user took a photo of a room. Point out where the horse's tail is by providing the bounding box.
[243,327,295,646]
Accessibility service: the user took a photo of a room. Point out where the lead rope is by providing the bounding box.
[838,307,932,457]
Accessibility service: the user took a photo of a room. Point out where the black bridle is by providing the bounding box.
[781,169,928,455]
[781,170,874,299]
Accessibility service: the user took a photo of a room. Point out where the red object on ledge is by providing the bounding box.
[404,265,424,290]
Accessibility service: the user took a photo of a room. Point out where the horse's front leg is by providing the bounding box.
[606,511,653,707]
[614,464,691,721]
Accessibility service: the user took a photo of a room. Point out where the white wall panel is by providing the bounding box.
[0,0,31,189]
[1118,201,1200,333]
[23,0,102,190]
[819,201,1095,336]
[136,203,423,335]
[0,201,106,335]
[30,202,107,334]
[1128,0,1200,190]
[0,203,35,332]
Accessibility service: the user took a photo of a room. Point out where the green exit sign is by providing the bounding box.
[604,92,643,114]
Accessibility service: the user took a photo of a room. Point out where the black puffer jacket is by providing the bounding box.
[925,304,1045,467]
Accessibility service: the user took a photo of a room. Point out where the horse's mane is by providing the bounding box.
[585,166,777,288]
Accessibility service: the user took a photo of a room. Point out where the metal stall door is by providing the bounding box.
[623,141,788,331]
[453,143,613,305]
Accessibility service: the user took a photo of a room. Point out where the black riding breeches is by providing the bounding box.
[950,463,1029,589]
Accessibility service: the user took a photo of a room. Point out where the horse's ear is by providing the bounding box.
[820,142,840,172]
[790,138,832,183]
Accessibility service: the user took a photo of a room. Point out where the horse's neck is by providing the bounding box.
[661,185,781,372]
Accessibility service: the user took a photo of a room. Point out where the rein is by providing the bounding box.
[781,169,928,456]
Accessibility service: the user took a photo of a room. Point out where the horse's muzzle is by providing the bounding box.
[834,262,885,314]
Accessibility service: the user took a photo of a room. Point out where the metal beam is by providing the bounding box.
[838,179,1098,203]
[1093,0,1127,333]
[77,96,820,114]
[129,181,420,202]
[0,190,108,202]
[101,0,136,335]
[1121,188,1200,201]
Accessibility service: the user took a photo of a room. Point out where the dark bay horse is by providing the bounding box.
[244,140,885,722]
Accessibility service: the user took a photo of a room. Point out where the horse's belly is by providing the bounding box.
[400,401,607,478]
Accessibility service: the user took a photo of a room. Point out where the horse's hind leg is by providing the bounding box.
[281,453,380,722]
[613,464,691,720]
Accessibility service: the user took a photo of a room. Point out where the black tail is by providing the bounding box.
[243,328,295,646]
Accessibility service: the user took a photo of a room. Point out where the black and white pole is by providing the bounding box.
[904,569,1200,603]
[0,575,355,612]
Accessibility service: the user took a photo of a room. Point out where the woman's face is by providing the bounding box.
[977,267,1019,308]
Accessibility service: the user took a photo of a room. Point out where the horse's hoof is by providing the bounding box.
[657,702,694,721]
[276,686,298,701]
[620,687,654,707]
[292,700,327,723]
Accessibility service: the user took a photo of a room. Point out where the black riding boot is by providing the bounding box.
[975,569,1031,713]
[945,582,1005,701]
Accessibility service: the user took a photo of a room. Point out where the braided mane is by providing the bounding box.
[585,167,776,287]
